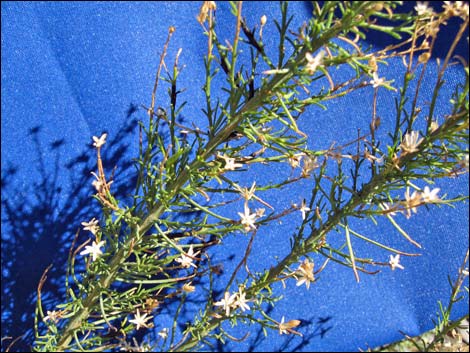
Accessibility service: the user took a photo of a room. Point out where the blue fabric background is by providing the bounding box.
[1,1,468,351]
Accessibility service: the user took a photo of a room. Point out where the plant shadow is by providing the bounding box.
[1,104,140,351]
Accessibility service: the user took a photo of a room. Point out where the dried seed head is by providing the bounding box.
[418,52,431,63]
[369,2,384,12]
[183,282,196,293]
[197,1,216,24]
[279,317,301,335]
[430,120,439,132]
[368,56,378,73]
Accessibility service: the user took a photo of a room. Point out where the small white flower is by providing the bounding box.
[389,254,405,270]
[91,172,104,192]
[81,218,99,235]
[459,3,469,19]
[80,240,105,262]
[404,188,421,219]
[238,204,258,232]
[214,291,237,316]
[129,309,153,330]
[175,245,200,269]
[158,328,169,339]
[255,208,265,218]
[288,153,304,168]
[91,171,112,193]
[421,186,440,203]
[234,181,257,201]
[369,72,385,88]
[279,316,288,335]
[234,288,251,312]
[218,153,243,171]
[301,155,319,177]
[298,199,311,221]
[43,310,61,323]
[430,120,439,132]
[364,148,384,164]
[305,51,325,74]
[92,179,103,192]
[225,158,243,171]
[415,1,432,16]
[295,259,315,289]
[400,131,423,154]
[92,133,107,148]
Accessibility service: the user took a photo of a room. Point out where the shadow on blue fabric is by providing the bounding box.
[1,1,468,352]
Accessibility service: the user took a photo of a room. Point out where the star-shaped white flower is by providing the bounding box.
[295,259,315,289]
[364,148,384,164]
[129,309,153,330]
[389,254,405,270]
[214,291,237,316]
[298,199,311,221]
[305,51,325,75]
[218,153,243,171]
[175,245,201,269]
[369,72,385,88]
[92,133,107,148]
[234,288,251,312]
[43,310,61,323]
[421,186,440,203]
[400,131,423,154]
[238,204,257,232]
[415,1,432,16]
[81,218,99,235]
[255,208,265,217]
[234,181,257,201]
[288,153,304,169]
[80,240,105,262]
[430,120,439,132]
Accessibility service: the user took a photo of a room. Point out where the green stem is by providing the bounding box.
[53,7,392,349]
[173,109,468,351]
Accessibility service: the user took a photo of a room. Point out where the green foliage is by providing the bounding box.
[33,2,469,351]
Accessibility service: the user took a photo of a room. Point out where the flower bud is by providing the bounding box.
[418,52,431,63]
[260,15,267,26]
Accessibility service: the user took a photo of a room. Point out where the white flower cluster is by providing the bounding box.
[381,186,441,219]
[214,288,251,316]
[403,186,440,219]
